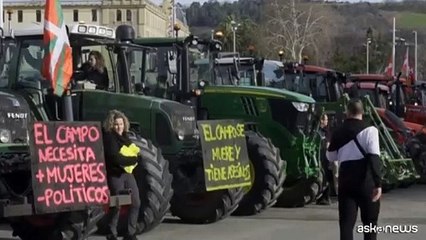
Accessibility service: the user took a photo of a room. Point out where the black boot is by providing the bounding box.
[123,234,138,240]
[106,234,118,240]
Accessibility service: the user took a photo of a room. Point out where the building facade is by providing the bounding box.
[2,0,190,37]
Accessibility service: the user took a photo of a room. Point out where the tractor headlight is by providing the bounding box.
[292,102,309,112]
[0,129,11,143]
[177,130,185,141]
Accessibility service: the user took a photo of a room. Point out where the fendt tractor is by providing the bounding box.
[1,23,251,237]
[133,36,323,208]
[275,62,420,189]
[0,26,133,239]
[131,37,288,213]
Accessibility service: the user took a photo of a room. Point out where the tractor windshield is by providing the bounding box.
[0,39,16,88]
[263,61,285,88]
[282,72,328,101]
[9,37,119,92]
[214,62,255,86]
[346,87,389,109]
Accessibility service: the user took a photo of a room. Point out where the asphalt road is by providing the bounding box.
[0,185,425,240]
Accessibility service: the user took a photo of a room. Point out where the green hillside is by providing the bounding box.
[397,12,426,28]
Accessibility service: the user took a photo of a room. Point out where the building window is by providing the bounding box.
[126,10,132,21]
[92,9,97,22]
[18,10,23,23]
[73,10,78,22]
[116,10,122,21]
[36,10,41,22]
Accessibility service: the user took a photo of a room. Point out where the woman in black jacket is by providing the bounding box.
[103,110,140,240]
[81,50,110,90]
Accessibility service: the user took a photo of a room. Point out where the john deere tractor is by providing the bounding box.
[1,24,251,238]
[132,36,322,208]
[268,61,419,190]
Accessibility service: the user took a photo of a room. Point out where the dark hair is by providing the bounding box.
[347,98,364,115]
[89,50,105,74]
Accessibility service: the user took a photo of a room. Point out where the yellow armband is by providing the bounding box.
[123,163,138,174]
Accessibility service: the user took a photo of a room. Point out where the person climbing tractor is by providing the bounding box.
[103,110,141,240]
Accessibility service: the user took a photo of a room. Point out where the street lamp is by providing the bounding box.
[413,30,418,82]
[278,50,284,62]
[366,27,373,74]
[230,20,240,53]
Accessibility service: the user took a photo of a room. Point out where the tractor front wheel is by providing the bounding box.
[170,188,244,224]
[11,208,104,240]
[232,131,286,216]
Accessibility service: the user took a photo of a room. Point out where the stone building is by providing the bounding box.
[2,0,190,37]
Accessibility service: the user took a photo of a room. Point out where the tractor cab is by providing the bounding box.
[344,81,391,109]
[3,24,150,123]
[280,63,345,102]
[348,74,409,118]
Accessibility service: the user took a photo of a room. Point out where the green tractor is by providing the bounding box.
[262,60,419,190]
[0,26,134,239]
[1,23,252,237]
[132,36,321,208]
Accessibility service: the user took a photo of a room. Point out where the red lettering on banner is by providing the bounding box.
[56,126,100,144]
[36,185,109,206]
[30,122,110,214]
[34,123,53,145]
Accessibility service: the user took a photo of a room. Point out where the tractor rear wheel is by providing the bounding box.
[11,208,104,240]
[170,188,244,224]
[130,136,173,233]
[97,135,173,234]
[232,131,286,216]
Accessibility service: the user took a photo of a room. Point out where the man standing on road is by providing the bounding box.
[316,114,333,205]
[326,99,383,240]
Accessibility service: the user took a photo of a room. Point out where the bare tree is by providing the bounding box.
[264,0,323,63]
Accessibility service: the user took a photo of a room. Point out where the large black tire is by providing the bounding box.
[97,135,173,235]
[407,135,426,183]
[11,208,104,240]
[305,171,323,205]
[232,131,286,216]
[129,136,173,233]
[170,188,244,224]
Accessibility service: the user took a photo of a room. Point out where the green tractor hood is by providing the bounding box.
[203,85,316,103]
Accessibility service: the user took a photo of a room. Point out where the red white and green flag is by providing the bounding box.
[42,0,73,96]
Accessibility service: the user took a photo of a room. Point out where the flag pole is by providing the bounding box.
[392,17,396,77]
[0,0,3,29]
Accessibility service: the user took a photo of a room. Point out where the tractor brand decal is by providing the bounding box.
[197,119,251,191]
[7,113,28,119]
[182,116,195,121]
[29,121,109,214]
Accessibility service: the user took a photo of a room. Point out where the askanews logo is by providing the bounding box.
[357,223,419,234]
